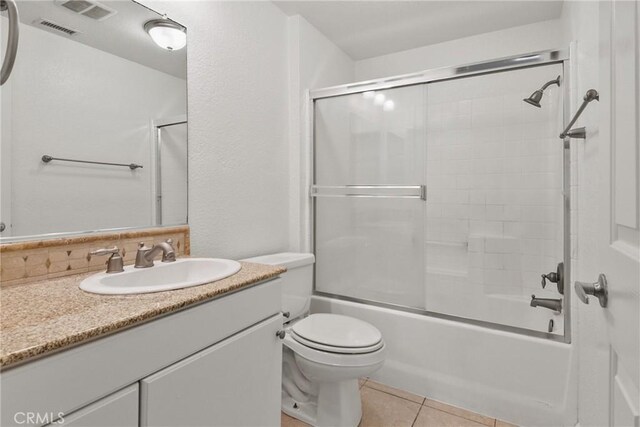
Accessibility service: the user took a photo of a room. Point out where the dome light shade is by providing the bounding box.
[144,19,186,51]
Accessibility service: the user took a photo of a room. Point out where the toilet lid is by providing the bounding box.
[291,314,382,349]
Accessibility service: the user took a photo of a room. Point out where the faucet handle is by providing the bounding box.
[541,262,564,294]
[90,246,119,256]
[89,246,123,273]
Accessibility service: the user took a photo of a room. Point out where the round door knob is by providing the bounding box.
[276,330,285,339]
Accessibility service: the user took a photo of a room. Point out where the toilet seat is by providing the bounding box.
[291,330,384,354]
[284,313,386,367]
[283,334,386,368]
[291,313,383,349]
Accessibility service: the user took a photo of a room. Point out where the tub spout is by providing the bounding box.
[530,295,562,313]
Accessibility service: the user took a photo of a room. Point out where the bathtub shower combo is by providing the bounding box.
[309,50,575,426]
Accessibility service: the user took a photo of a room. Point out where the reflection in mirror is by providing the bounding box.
[0,0,187,241]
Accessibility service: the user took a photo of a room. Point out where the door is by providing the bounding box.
[579,1,640,426]
[139,314,282,427]
[153,116,188,226]
[312,84,427,309]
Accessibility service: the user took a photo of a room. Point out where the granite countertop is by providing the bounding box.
[0,261,285,369]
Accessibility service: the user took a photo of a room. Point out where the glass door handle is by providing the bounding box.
[310,185,426,200]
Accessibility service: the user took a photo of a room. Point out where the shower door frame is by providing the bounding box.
[308,48,572,343]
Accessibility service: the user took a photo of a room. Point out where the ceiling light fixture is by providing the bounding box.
[373,93,386,106]
[144,17,186,51]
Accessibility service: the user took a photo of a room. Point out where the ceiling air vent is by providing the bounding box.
[34,18,79,36]
[56,0,117,21]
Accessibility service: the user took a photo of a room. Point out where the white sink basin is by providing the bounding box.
[80,258,242,295]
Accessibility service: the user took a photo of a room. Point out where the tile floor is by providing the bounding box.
[281,378,518,427]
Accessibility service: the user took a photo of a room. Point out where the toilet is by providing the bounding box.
[241,252,386,427]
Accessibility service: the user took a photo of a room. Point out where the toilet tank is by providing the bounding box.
[241,252,315,320]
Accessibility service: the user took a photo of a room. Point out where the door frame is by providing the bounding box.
[150,115,187,226]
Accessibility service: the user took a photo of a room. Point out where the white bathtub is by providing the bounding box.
[311,295,577,427]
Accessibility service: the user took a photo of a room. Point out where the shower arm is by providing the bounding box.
[0,0,19,86]
[540,77,560,91]
[559,89,599,139]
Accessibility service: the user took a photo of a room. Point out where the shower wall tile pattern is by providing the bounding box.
[425,64,564,325]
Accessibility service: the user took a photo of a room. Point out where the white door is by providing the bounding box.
[580,1,640,426]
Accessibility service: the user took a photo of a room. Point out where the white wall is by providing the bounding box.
[144,1,291,259]
[2,22,185,237]
[560,2,607,427]
[354,19,564,81]
[287,16,354,252]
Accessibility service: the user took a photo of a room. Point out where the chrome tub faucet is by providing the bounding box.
[135,239,176,268]
[530,295,562,313]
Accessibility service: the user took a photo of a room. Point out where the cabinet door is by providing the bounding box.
[48,384,138,427]
[140,314,282,427]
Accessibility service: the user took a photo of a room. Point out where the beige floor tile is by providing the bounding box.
[495,420,518,427]
[365,380,425,404]
[424,399,494,426]
[360,386,422,427]
[413,406,487,427]
[281,412,311,427]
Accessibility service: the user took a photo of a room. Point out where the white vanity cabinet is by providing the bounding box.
[140,315,282,426]
[1,279,282,427]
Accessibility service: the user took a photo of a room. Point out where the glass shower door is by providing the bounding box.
[313,85,427,309]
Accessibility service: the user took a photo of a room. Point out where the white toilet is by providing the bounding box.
[242,252,386,427]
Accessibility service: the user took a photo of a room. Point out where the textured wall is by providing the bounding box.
[287,16,355,252]
[146,1,291,259]
[561,2,607,426]
[354,19,564,81]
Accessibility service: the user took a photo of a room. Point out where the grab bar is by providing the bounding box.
[559,89,599,139]
[310,185,426,200]
[42,155,143,170]
[0,0,19,86]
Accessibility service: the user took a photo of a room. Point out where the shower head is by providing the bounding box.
[524,90,544,108]
[523,75,561,108]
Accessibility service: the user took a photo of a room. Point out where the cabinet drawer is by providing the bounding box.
[140,314,283,427]
[48,384,138,427]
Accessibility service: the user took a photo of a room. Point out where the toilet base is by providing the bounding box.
[282,379,362,427]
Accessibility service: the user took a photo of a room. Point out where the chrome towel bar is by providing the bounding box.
[42,155,143,170]
[310,185,426,200]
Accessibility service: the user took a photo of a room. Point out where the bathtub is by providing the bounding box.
[311,295,577,427]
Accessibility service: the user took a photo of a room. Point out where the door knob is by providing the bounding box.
[575,274,608,307]
[541,262,564,294]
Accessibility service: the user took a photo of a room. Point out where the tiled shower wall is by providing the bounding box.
[425,64,564,307]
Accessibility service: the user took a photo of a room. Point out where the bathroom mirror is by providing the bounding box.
[0,0,187,241]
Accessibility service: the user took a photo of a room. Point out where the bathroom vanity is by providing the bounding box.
[0,263,284,427]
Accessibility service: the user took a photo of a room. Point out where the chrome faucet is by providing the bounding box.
[134,239,176,268]
[90,246,124,273]
[530,294,562,313]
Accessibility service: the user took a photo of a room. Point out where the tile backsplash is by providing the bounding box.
[0,226,189,287]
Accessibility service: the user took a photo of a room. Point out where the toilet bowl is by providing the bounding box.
[241,253,386,427]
